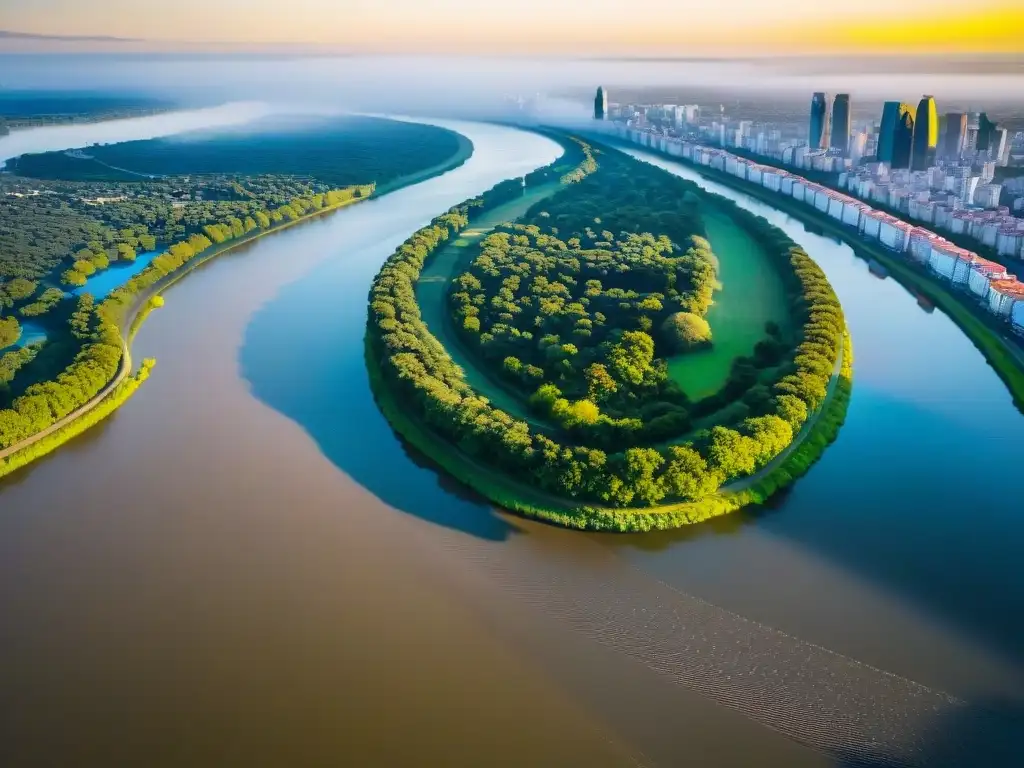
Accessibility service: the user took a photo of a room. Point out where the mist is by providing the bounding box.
[2,54,1022,118]
[0,100,274,163]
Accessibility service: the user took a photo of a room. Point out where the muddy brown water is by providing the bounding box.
[1,121,1022,767]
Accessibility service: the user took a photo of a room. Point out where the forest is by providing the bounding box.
[367,136,846,513]
[0,183,370,450]
[0,90,172,129]
[448,146,719,448]
[10,116,465,187]
[1,114,471,466]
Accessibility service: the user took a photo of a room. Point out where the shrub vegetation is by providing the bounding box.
[663,312,712,352]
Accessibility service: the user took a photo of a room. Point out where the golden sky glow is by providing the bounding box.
[1,0,1021,55]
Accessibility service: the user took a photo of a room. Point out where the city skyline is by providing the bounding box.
[1,0,1022,56]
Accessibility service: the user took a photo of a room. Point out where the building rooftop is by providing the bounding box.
[989,279,1024,298]
[972,257,1009,274]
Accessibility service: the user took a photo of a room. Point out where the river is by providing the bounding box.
[0,102,273,165]
[0,122,1022,767]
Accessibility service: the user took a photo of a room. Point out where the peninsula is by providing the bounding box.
[366,132,852,531]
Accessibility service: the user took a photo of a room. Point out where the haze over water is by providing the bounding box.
[1,76,1023,763]
[2,55,1022,119]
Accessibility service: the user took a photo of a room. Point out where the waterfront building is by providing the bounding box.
[928,240,968,278]
[910,229,937,263]
[810,92,831,150]
[831,94,851,153]
[911,95,938,172]
[968,258,1009,299]
[612,123,1024,329]
[1012,301,1024,335]
[987,280,1024,317]
[594,87,608,121]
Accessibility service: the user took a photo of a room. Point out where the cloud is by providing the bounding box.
[0,29,143,43]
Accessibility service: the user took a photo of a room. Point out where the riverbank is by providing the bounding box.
[367,329,851,532]
[0,135,474,478]
[372,131,473,196]
[618,141,1024,413]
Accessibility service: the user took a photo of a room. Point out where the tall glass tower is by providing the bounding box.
[878,101,916,169]
[894,107,916,169]
[878,102,900,164]
[594,87,608,121]
[830,94,851,153]
[809,92,831,150]
[911,95,938,171]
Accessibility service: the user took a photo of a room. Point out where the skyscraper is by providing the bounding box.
[977,112,997,151]
[940,112,968,159]
[993,128,1010,166]
[594,87,608,121]
[911,95,938,171]
[877,102,900,164]
[878,101,916,169]
[830,94,851,153]
[809,92,831,150]
[894,107,916,170]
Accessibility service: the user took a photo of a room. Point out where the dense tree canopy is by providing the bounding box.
[0,181,373,450]
[367,136,846,514]
[0,315,20,348]
[448,146,722,448]
[662,312,712,352]
[0,114,466,458]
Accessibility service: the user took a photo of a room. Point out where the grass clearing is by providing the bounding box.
[416,183,561,426]
[667,206,792,398]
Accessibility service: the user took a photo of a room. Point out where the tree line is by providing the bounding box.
[367,136,846,510]
[0,184,371,451]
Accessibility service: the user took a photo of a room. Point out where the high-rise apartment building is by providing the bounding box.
[594,87,608,121]
[911,95,938,171]
[977,112,997,151]
[940,112,967,160]
[878,101,916,169]
[849,130,869,163]
[809,92,831,150]
[831,94,851,152]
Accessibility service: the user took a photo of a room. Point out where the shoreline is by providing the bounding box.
[613,139,1024,412]
[0,131,474,478]
[366,329,851,532]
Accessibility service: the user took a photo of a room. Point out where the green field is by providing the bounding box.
[667,206,791,399]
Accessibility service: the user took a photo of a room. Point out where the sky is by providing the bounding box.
[1,0,1022,56]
